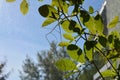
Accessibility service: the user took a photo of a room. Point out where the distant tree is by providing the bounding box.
[0,62,9,80]
[19,57,40,80]
[19,41,69,80]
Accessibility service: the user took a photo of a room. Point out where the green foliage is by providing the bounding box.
[61,20,81,33]
[37,0,120,79]
[84,41,97,61]
[6,0,120,79]
[80,13,104,34]
[58,41,69,46]
[107,16,119,28]
[63,33,74,41]
[55,58,77,71]
[6,0,15,2]
[42,18,56,27]
[20,0,29,15]
[98,36,107,47]
[101,70,116,78]
[89,6,94,14]
[67,44,85,63]
[38,5,58,18]
[51,0,69,13]
[108,34,113,43]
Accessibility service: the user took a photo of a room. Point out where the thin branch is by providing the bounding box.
[76,15,83,28]
[45,22,60,44]
[95,46,118,74]
[92,61,105,80]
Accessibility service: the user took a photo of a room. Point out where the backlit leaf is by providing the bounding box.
[20,0,29,15]
[101,70,116,77]
[89,6,94,14]
[55,58,77,71]
[108,34,114,43]
[61,20,81,33]
[63,33,74,41]
[66,0,84,5]
[80,10,90,23]
[84,42,93,61]
[94,14,104,34]
[6,0,15,2]
[80,11,96,34]
[58,41,69,46]
[67,44,85,63]
[108,16,119,28]
[80,13,104,34]
[98,36,107,47]
[38,5,58,18]
[42,18,56,27]
[84,41,97,50]
[114,38,120,52]
[51,0,69,13]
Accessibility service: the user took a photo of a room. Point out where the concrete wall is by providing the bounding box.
[106,0,120,32]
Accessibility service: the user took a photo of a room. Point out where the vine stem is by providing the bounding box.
[76,15,83,28]
[92,61,105,80]
[95,46,118,74]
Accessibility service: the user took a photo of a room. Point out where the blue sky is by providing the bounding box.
[0,0,103,80]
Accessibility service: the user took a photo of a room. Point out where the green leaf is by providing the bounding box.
[73,28,81,34]
[84,42,93,61]
[101,70,116,77]
[108,16,119,28]
[42,18,56,27]
[94,14,104,34]
[51,0,69,13]
[55,58,77,71]
[98,36,107,47]
[89,6,94,14]
[67,44,85,63]
[58,41,69,46]
[84,41,97,50]
[61,20,81,33]
[38,5,58,18]
[108,34,114,43]
[114,38,120,52]
[80,11,96,34]
[81,13,104,34]
[63,33,74,41]
[6,0,15,2]
[80,10,90,23]
[111,30,120,38]
[20,0,29,15]
[113,60,117,69]
[67,0,84,5]
[84,41,97,61]
[67,44,78,50]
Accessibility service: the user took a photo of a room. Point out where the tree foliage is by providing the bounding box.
[19,57,40,80]
[0,62,9,80]
[19,42,71,80]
